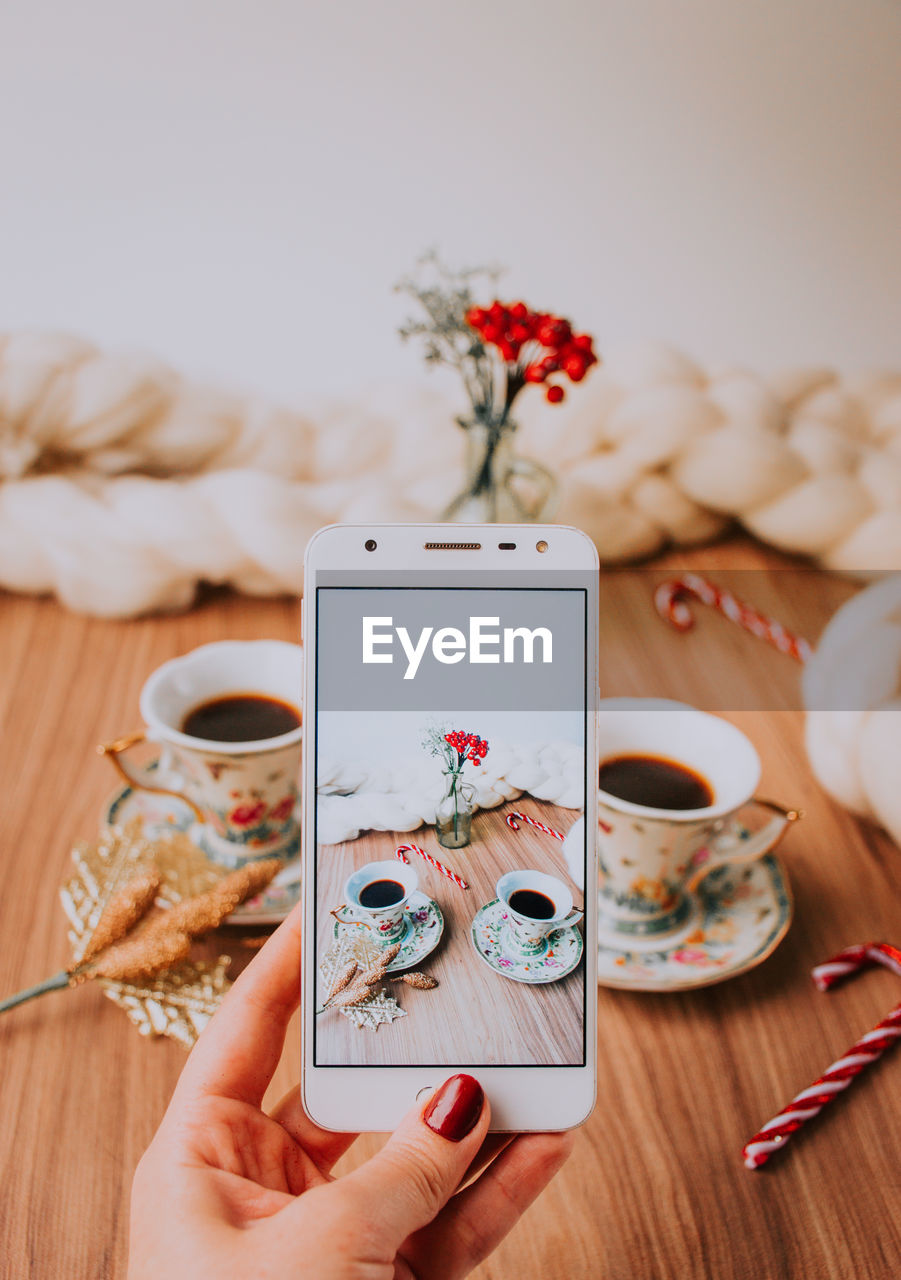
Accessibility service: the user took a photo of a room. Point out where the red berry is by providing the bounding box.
[510,322,530,344]
[498,340,517,362]
[540,355,560,373]
[481,323,503,345]
[563,354,587,381]
[472,758,480,766]
[572,333,593,352]
[524,363,545,382]
[467,307,488,329]
[538,317,572,348]
[489,301,506,323]
[537,322,559,347]
[546,384,565,404]
[510,302,528,321]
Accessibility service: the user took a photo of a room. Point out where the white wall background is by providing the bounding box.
[1,0,899,404]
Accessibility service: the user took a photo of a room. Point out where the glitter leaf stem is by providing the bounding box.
[0,970,71,1013]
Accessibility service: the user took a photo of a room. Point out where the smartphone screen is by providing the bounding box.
[311,565,592,1073]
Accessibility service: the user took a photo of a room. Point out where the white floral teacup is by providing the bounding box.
[99,640,303,867]
[563,699,799,938]
[496,870,583,956]
[332,860,419,945]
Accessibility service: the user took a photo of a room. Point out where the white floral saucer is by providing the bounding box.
[471,899,584,984]
[103,782,300,926]
[597,853,792,991]
[331,891,444,972]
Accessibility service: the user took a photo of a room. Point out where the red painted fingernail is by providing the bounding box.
[423,1074,484,1142]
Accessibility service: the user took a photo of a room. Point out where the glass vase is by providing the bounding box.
[436,771,474,848]
[442,418,558,524]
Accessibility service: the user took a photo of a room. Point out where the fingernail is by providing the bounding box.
[423,1073,484,1142]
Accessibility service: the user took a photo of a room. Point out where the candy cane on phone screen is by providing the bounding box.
[394,844,469,890]
[505,811,565,842]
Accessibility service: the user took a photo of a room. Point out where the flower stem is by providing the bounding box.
[471,422,501,499]
[0,970,71,1014]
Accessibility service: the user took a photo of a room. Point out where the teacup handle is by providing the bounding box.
[329,904,372,930]
[556,908,583,929]
[96,730,205,821]
[685,798,802,892]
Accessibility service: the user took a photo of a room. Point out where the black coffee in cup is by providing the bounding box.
[359,879,406,909]
[182,693,301,743]
[508,889,556,920]
[598,753,713,810]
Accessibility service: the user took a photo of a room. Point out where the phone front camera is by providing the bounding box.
[364,539,377,552]
[536,540,548,553]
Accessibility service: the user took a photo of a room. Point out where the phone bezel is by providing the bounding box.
[301,523,598,1132]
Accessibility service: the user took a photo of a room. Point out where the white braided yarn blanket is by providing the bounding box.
[1,332,899,617]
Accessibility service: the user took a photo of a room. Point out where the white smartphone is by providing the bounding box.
[301,523,598,1132]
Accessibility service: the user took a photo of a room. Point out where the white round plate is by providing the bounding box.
[597,853,793,991]
[470,898,584,984]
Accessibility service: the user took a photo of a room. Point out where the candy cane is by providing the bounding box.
[505,811,565,842]
[655,573,813,664]
[743,942,901,1170]
[395,844,469,891]
[812,941,901,990]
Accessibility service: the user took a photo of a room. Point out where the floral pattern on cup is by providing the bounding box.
[155,739,301,858]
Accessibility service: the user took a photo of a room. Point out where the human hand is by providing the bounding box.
[128,905,576,1279]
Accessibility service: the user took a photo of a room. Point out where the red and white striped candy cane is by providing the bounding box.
[505,811,565,842]
[655,573,813,665]
[812,941,901,991]
[743,942,901,1170]
[395,844,469,891]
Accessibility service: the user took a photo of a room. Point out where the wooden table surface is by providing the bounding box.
[3,538,901,1280]
[316,802,584,1067]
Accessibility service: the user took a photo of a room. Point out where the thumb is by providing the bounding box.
[340,1074,489,1248]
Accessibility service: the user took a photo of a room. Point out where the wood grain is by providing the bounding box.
[1,541,899,1280]
[315,803,584,1066]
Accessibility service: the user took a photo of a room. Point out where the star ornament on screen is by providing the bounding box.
[362,616,554,680]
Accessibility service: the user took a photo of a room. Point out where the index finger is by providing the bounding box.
[174,900,303,1107]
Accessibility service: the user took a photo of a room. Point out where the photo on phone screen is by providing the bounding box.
[312,572,590,1069]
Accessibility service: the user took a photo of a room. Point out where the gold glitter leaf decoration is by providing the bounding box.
[100,956,232,1049]
[392,972,438,990]
[341,990,406,1031]
[318,932,406,1030]
[86,930,193,981]
[61,818,157,962]
[149,859,281,937]
[150,830,226,906]
[319,930,379,1007]
[3,822,275,1046]
[79,869,161,964]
